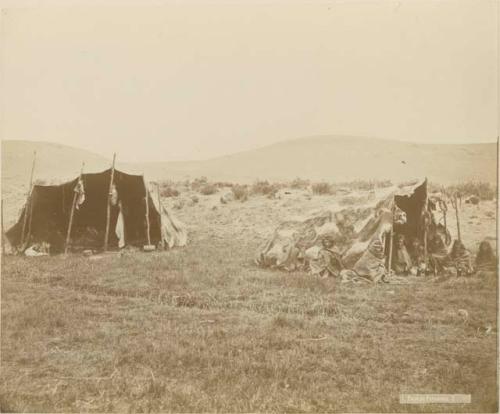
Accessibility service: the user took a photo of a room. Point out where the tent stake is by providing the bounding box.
[65,162,85,254]
[103,154,116,252]
[20,151,37,249]
[156,183,164,250]
[143,176,151,246]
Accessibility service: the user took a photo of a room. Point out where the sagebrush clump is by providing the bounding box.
[199,184,218,195]
[429,181,496,201]
[251,180,280,198]
[312,182,334,195]
[232,185,249,201]
[289,178,310,190]
[160,184,180,198]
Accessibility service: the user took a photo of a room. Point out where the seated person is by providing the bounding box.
[428,233,450,275]
[392,234,412,275]
[475,240,497,272]
[409,238,427,276]
[449,239,474,276]
[310,236,344,278]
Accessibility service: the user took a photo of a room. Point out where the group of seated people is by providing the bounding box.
[312,233,496,279]
[392,233,496,277]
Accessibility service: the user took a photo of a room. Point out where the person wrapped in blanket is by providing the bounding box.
[392,234,412,275]
[409,238,427,276]
[428,235,474,277]
[449,239,474,276]
[427,232,450,275]
[475,240,497,272]
[340,238,387,283]
[309,236,344,278]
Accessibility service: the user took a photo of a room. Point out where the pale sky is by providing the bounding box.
[1,1,498,162]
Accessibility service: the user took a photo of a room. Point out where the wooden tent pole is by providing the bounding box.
[454,197,461,242]
[103,154,116,251]
[20,151,37,248]
[156,183,164,250]
[443,208,447,231]
[64,162,85,254]
[26,196,34,247]
[1,199,5,255]
[143,176,151,246]
[450,193,461,242]
[423,197,428,266]
[387,203,395,274]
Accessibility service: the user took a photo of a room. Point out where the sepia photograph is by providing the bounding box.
[0,0,498,412]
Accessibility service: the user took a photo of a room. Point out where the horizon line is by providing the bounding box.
[2,135,497,164]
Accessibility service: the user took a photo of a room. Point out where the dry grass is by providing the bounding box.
[1,241,497,412]
[0,186,498,413]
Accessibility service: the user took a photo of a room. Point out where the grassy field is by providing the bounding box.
[1,190,498,412]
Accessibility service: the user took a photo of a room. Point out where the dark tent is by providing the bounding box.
[6,169,187,254]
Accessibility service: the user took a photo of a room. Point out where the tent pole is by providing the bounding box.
[1,199,5,255]
[455,197,461,242]
[26,196,34,247]
[156,182,164,250]
[20,151,37,248]
[387,203,395,274]
[143,176,151,246]
[423,227,428,266]
[450,194,461,242]
[65,162,85,254]
[423,197,428,267]
[387,228,394,274]
[103,154,116,252]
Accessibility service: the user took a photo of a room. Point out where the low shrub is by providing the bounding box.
[191,177,209,191]
[213,181,234,188]
[430,181,496,201]
[345,180,393,191]
[251,180,280,197]
[159,184,180,198]
[452,181,496,201]
[232,185,249,201]
[199,184,218,195]
[311,182,333,195]
[289,178,310,190]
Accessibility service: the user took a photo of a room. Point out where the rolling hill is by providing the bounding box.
[2,136,497,187]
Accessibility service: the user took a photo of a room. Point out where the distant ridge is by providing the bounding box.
[2,136,497,187]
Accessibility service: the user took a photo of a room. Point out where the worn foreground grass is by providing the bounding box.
[1,233,498,412]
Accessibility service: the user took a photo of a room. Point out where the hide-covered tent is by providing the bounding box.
[256,179,444,280]
[6,168,187,254]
